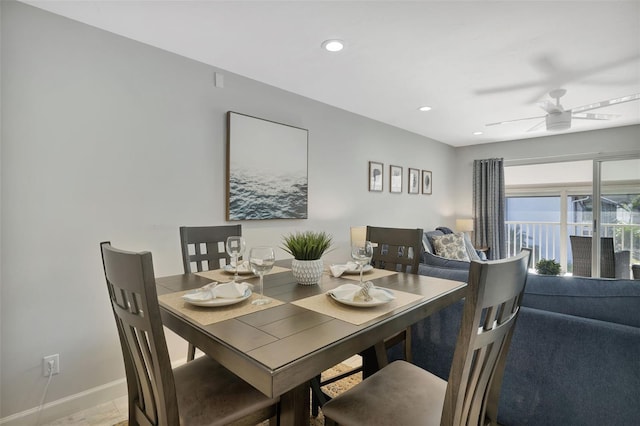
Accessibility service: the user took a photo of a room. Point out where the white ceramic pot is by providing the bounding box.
[291,259,324,285]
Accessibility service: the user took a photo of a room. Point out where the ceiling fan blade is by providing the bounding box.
[486,115,546,126]
[537,100,563,114]
[571,93,640,114]
[572,112,620,120]
[526,120,546,132]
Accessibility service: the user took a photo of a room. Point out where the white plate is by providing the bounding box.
[341,264,374,275]
[328,287,394,308]
[223,264,254,275]
[183,288,252,307]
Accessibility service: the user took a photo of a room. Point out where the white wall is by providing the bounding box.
[454,125,640,215]
[0,1,458,421]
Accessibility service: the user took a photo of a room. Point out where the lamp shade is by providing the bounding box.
[350,226,367,245]
[456,219,474,233]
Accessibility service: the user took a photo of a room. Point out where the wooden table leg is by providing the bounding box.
[279,382,310,426]
[361,341,388,378]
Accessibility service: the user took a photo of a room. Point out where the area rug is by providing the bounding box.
[112,363,361,426]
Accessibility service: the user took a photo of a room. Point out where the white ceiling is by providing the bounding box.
[22,0,640,147]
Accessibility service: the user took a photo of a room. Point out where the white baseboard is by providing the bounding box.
[0,356,188,426]
[0,378,127,426]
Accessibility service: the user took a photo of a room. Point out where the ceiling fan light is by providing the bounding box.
[546,111,572,131]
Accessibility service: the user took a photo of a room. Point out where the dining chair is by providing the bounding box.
[570,235,630,279]
[366,226,423,274]
[100,242,278,426]
[366,226,424,362]
[321,249,530,426]
[180,225,242,361]
[311,226,423,416]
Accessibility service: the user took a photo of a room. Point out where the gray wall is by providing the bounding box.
[0,1,457,420]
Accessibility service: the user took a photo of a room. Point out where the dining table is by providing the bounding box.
[156,259,466,426]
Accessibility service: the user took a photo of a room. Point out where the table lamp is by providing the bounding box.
[350,226,367,246]
[456,219,474,241]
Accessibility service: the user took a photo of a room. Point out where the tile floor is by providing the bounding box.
[44,396,127,425]
[44,355,362,425]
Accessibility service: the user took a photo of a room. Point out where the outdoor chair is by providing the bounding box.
[570,235,630,279]
[321,249,531,426]
[100,242,278,426]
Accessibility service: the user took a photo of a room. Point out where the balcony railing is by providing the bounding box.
[505,221,640,273]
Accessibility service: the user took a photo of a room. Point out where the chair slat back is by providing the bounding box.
[179,225,242,273]
[570,235,616,278]
[365,226,423,274]
[100,242,178,426]
[442,250,530,426]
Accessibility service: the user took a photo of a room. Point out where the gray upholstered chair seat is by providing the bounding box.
[174,356,277,426]
[322,361,446,426]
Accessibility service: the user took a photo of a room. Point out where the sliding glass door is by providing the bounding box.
[505,155,639,277]
[594,158,640,277]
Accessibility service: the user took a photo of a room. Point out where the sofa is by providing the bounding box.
[403,264,640,425]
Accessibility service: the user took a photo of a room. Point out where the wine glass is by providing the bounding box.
[226,236,246,283]
[249,246,275,306]
[351,241,373,286]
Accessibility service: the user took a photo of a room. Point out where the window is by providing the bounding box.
[505,158,640,275]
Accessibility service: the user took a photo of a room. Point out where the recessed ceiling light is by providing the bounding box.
[321,39,344,52]
[473,131,483,136]
[418,106,432,112]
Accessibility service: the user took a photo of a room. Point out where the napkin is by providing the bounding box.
[330,261,361,277]
[229,260,251,273]
[328,283,395,303]
[182,282,248,302]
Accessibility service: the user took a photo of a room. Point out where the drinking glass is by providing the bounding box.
[351,241,373,286]
[226,236,246,283]
[249,246,275,306]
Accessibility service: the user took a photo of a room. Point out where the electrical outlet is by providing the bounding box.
[43,354,60,376]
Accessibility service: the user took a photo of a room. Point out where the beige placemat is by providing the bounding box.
[159,290,284,326]
[327,268,398,282]
[291,288,424,326]
[195,265,291,283]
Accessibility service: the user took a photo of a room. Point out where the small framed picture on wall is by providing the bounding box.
[422,170,432,195]
[408,168,420,194]
[390,165,403,193]
[369,161,383,192]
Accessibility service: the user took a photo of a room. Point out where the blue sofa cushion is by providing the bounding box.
[523,274,640,328]
[498,307,640,426]
[417,263,469,282]
[413,264,640,426]
[409,302,640,426]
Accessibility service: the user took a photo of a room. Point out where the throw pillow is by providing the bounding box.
[431,232,470,262]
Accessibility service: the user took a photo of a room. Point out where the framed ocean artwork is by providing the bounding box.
[226,112,309,220]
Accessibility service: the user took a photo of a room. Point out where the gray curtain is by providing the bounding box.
[473,158,505,259]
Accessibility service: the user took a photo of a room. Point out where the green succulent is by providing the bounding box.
[535,258,562,275]
[282,231,333,260]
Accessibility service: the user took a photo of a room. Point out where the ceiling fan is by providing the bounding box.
[486,89,640,132]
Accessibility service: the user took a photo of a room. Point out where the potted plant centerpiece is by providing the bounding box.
[282,231,333,285]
